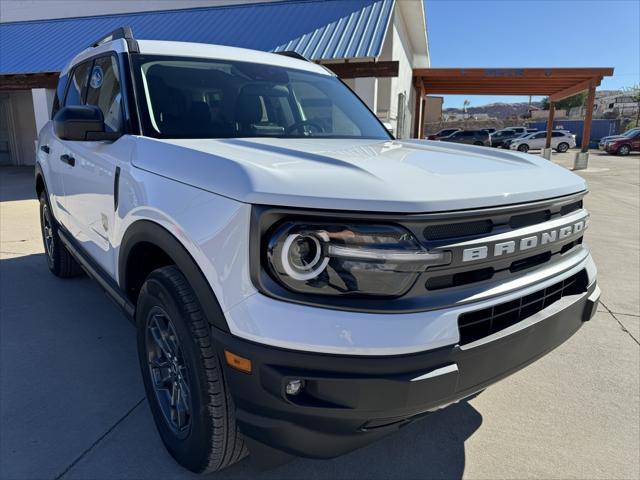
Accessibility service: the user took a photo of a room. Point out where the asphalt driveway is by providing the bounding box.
[1,150,638,479]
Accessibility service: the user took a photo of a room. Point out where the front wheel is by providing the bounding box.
[556,142,570,153]
[136,266,247,473]
[617,144,631,156]
[517,144,529,153]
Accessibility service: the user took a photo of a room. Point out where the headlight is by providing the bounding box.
[265,222,450,297]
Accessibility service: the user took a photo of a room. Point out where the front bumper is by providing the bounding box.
[213,279,599,460]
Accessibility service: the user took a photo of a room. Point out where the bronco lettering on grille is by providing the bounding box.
[460,215,588,263]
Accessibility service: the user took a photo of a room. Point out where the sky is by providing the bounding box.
[424,0,640,109]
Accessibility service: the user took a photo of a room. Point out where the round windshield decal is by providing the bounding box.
[90,66,103,89]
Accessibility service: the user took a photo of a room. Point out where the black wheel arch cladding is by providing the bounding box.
[119,220,230,332]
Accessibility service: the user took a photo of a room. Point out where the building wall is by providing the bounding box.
[376,5,418,138]
[2,91,38,166]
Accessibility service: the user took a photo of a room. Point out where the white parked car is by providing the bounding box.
[35,27,599,473]
[510,130,576,153]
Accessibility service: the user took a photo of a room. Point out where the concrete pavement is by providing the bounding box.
[1,151,638,479]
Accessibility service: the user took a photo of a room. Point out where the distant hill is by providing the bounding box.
[444,101,543,119]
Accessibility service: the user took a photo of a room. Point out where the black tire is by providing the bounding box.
[518,144,529,153]
[473,141,484,146]
[38,192,83,278]
[136,266,247,473]
[556,142,570,153]
[617,144,631,156]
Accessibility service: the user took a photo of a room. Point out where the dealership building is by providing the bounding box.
[0,0,430,166]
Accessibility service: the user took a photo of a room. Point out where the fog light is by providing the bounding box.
[285,379,304,396]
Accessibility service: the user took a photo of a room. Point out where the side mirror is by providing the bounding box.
[53,105,120,141]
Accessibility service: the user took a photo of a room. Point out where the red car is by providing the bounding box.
[604,129,640,155]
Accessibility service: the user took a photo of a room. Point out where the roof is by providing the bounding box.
[414,68,615,102]
[0,0,395,75]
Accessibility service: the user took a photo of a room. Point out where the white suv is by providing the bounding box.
[36,28,600,473]
[510,130,576,153]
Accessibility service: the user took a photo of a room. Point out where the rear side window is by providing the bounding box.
[552,131,565,137]
[65,62,91,107]
[85,56,123,133]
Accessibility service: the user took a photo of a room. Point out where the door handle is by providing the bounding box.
[40,145,50,154]
[60,154,75,167]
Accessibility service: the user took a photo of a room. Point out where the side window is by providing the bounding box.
[85,56,123,133]
[552,131,564,138]
[533,132,546,139]
[65,62,91,107]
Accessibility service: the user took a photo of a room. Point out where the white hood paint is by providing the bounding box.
[132,137,586,213]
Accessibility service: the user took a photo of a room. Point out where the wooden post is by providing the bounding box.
[545,102,555,148]
[413,80,422,139]
[581,84,596,153]
[419,97,426,139]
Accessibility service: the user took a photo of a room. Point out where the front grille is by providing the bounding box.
[457,270,588,345]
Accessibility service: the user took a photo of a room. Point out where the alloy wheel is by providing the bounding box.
[145,307,192,437]
[42,204,54,258]
[618,145,630,156]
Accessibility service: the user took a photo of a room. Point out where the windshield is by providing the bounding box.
[133,55,391,140]
[623,128,639,138]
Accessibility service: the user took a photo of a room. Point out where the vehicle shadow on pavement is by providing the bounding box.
[228,400,483,480]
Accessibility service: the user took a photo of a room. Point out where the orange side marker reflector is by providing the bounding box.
[224,350,252,374]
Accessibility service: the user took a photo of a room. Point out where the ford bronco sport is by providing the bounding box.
[36,28,600,473]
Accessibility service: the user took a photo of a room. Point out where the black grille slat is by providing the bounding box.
[509,210,551,229]
[560,200,583,216]
[423,220,492,240]
[457,270,588,345]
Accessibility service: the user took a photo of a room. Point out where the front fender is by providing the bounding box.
[116,164,256,332]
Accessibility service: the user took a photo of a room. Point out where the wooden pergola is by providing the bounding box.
[413,67,614,167]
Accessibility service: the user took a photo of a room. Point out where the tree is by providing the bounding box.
[540,92,588,110]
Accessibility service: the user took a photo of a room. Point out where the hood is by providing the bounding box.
[132,137,586,213]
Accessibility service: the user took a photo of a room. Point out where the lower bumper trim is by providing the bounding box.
[212,281,597,460]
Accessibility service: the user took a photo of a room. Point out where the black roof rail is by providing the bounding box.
[88,26,138,52]
[275,51,309,62]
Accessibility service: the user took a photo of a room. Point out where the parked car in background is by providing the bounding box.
[440,129,491,146]
[599,127,640,150]
[482,128,496,134]
[603,128,640,155]
[502,133,529,150]
[510,130,576,153]
[490,129,522,148]
[427,128,461,140]
[501,126,528,135]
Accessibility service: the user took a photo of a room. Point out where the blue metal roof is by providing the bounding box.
[0,0,394,75]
